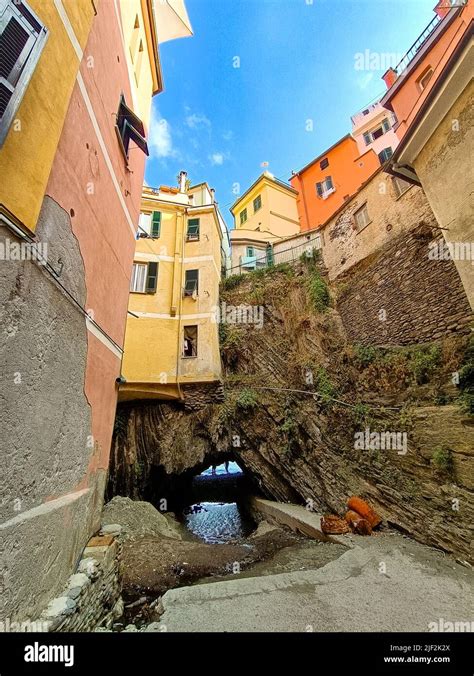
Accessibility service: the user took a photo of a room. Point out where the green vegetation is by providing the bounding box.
[306,267,330,312]
[221,274,244,291]
[315,367,337,404]
[458,336,474,414]
[431,446,454,474]
[353,402,372,426]
[408,344,441,385]
[353,344,379,367]
[236,387,259,410]
[219,322,243,350]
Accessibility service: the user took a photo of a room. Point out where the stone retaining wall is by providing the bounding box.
[33,527,123,632]
[335,227,472,346]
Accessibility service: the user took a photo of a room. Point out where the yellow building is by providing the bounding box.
[229,171,300,272]
[120,173,226,405]
[0,0,96,235]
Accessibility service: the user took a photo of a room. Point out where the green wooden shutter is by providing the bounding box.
[151,211,161,238]
[145,262,158,293]
[316,182,323,197]
[266,244,274,267]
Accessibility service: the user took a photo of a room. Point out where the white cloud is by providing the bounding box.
[355,72,374,91]
[148,107,173,159]
[185,112,211,130]
[209,152,224,166]
[222,130,233,141]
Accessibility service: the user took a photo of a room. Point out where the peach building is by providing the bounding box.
[290,135,380,231]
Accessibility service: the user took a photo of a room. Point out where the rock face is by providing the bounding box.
[108,262,474,563]
[102,496,182,541]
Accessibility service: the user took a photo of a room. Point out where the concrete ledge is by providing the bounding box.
[249,497,351,547]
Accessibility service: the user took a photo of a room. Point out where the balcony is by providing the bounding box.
[240,255,257,270]
[394,13,442,76]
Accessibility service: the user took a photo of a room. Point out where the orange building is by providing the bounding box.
[290,135,380,232]
[381,0,473,144]
[380,0,473,308]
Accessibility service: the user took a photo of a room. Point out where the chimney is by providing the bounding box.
[210,188,215,204]
[382,67,398,89]
[434,1,451,19]
[178,170,187,193]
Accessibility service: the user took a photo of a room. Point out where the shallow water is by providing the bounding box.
[181,501,255,544]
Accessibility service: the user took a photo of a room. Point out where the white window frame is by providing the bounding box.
[393,176,411,199]
[0,0,49,147]
[130,262,147,293]
[354,203,371,232]
[138,212,152,235]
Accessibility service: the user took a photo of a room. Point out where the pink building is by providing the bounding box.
[351,101,399,163]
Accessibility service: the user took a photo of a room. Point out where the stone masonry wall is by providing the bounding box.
[336,226,472,346]
[32,527,123,632]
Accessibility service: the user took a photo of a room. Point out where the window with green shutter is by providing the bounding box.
[151,211,161,238]
[187,218,200,241]
[253,195,262,212]
[145,261,158,293]
[0,0,49,147]
[184,269,198,297]
[240,208,247,225]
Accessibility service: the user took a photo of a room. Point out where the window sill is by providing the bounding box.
[395,185,413,201]
[355,219,372,234]
[181,355,198,359]
[130,290,147,294]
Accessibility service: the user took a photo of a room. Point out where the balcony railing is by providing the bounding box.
[240,255,257,269]
[394,13,442,75]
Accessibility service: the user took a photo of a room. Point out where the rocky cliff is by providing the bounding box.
[108,258,474,562]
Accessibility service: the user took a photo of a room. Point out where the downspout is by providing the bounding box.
[296,173,311,231]
[174,207,188,402]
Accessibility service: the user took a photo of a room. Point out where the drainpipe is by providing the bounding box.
[294,172,310,231]
[174,206,188,402]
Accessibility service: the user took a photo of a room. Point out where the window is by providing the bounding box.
[372,126,384,140]
[151,211,161,238]
[378,147,393,163]
[253,195,262,212]
[392,176,411,198]
[115,94,149,161]
[316,176,334,198]
[137,212,151,238]
[130,263,147,292]
[184,269,198,297]
[247,246,255,257]
[354,203,371,232]
[130,262,158,293]
[362,109,369,116]
[382,118,391,133]
[240,208,247,225]
[187,218,200,241]
[183,326,198,358]
[0,0,48,147]
[417,67,433,92]
[320,157,329,170]
[363,131,371,146]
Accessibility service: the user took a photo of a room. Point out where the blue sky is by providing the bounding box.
[145,0,436,228]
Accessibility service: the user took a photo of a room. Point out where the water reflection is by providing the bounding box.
[182,501,255,544]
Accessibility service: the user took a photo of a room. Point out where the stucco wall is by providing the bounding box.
[0,198,101,621]
[0,0,94,233]
[414,79,474,309]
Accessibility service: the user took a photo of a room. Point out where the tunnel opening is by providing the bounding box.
[142,453,263,544]
[177,460,257,544]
